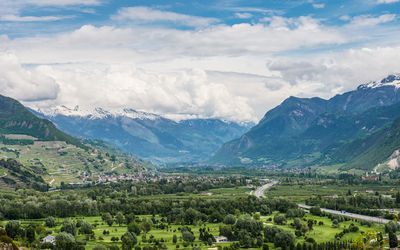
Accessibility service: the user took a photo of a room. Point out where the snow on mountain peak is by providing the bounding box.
[35,105,160,120]
[358,73,400,90]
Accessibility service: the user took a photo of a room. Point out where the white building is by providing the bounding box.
[214,236,228,243]
[41,235,56,244]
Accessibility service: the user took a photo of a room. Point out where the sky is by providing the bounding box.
[1,0,400,122]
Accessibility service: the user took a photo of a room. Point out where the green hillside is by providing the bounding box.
[321,118,400,170]
[0,94,83,147]
[0,94,149,189]
[0,158,48,191]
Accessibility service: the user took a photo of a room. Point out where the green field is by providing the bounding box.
[267,183,397,202]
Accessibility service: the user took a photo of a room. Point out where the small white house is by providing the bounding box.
[41,235,56,245]
[214,236,228,243]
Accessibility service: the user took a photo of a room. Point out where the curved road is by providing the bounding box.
[254,180,278,198]
[254,180,395,224]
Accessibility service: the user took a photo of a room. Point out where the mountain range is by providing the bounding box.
[0,94,149,190]
[32,106,253,163]
[211,74,400,171]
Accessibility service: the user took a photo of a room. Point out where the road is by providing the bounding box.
[254,180,278,198]
[0,173,7,178]
[254,180,394,224]
[298,204,392,224]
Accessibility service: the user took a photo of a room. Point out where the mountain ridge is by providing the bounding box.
[32,106,253,163]
[211,74,400,169]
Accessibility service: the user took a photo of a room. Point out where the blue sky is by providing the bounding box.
[0,0,400,122]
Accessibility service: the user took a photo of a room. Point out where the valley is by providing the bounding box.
[1,76,400,249]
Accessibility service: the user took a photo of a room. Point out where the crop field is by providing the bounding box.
[267,183,398,202]
[0,140,140,187]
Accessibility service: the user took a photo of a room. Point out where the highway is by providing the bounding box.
[254,180,394,224]
[298,204,392,224]
[254,180,278,198]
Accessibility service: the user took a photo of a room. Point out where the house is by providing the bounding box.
[362,172,378,181]
[41,235,56,245]
[214,236,229,243]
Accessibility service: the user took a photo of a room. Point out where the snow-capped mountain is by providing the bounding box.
[36,105,160,120]
[32,106,252,163]
[211,74,400,167]
[358,74,400,90]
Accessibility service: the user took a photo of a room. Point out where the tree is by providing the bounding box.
[103,213,113,227]
[223,214,236,225]
[61,219,76,236]
[79,221,93,235]
[55,232,76,250]
[389,232,398,248]
[25,224,35,243]
[122,232,137,250]
[5,221,21,239]
[93,245,108,250]
[141,220,152,234]
[45,216,56,228]
[116,212,125,226]
[182,231,195,242]
[128,222,141,235]
[238,230,252,248]
[260,205,271,216]
[274,231,295,250]
[310,206,321,216]
[273,214,286,225]
[172,234,177,244]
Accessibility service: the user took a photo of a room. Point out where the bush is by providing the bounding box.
[273,215,287,225]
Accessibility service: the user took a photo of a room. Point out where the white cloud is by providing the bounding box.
[312,3,325,8]
[9,0,101,7]
[377,0,400,3]
[234,13,253,19]
[346,14,396,28]
[111,7,219,27]
[0,0,102,16]
[1,16,346,66]
[266,46,400,97]
[26,63,256,122]
[1,14,72,22]
[0,52,59,102]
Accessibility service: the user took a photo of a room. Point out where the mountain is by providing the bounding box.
[319,116,400,171]
[0,94,82,147]
[32,106,252,163]
[0,94,149,189]
[211,74,400,169]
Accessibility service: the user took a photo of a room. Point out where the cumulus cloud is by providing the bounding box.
[111,7,219,27]
[234,13,253,19]
[0,52,59,101]
[377,0,400,3]
[26,63,256,122]
[0,14,72,22]
[266,46,400,96]
[345,14,396,28]
[2,16,346,65]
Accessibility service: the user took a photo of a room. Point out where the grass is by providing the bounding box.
[0,140,142,188]
[261,212,384,244]
[267,183,398,202]
[1,211,386,249]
